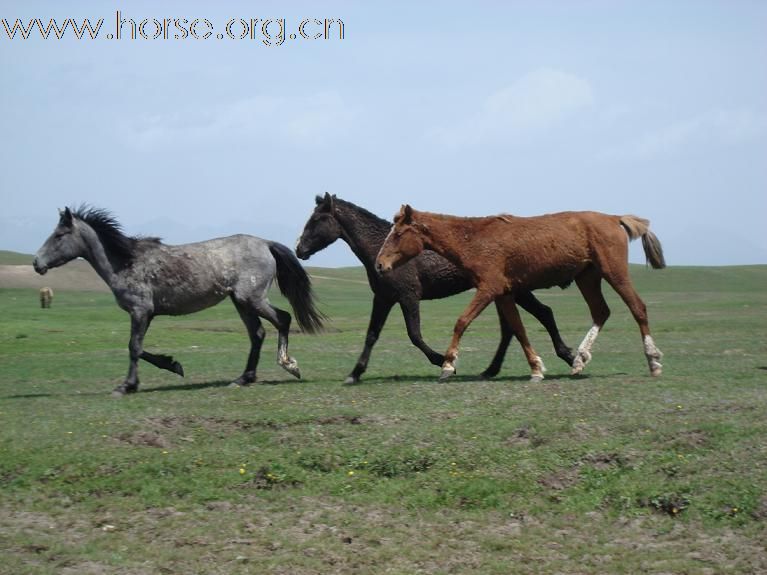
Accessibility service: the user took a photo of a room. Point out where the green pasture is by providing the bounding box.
[1,263,765,574]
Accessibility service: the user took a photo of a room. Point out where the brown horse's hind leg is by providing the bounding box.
[440,289,495,381]
[602,269,663,376]
[497,295,546,382]
[571,267,611,375]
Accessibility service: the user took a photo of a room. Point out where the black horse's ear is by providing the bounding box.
[324,192,335,212]
[315,195,324,205]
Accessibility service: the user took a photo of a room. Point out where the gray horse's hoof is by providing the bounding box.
[112,383,138,398]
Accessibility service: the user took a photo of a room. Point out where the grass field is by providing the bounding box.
[1,259,766,574]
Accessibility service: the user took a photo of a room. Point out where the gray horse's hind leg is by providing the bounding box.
[231,297,266,386]
[254,299,301,379]
[140,351,184,377]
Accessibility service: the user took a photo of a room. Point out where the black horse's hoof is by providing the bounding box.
[344,375,361,385]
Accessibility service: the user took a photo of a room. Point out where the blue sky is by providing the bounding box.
[1,0,765,266]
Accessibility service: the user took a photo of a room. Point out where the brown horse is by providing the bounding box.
[376,206,666,382]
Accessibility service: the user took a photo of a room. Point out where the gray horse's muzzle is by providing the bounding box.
[33,257,48,275]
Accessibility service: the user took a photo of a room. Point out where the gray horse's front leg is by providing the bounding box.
[113,312,151,397]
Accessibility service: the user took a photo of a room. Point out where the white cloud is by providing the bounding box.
[430,68,594,148]
[117,91,357,151]
[600,108,767,161]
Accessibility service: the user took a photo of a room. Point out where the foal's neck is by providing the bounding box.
[419,213,476,269]
[78,222,120,287]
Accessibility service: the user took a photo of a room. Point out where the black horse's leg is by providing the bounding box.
[113,312,151,397]
[345,295,395,385]
[515,290,575,366]
[231,297,266,386]
[140,351,184,376]
[254,300,301,379]
[480,300,515,379]
[400,298,445,367]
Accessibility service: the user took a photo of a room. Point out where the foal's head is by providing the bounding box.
[33,207,86,275]
[295,192,343,260]
[375,205,427,274]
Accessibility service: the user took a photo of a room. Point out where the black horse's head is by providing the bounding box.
[295,192,343,260]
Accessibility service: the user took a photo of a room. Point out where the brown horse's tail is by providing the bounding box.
[619,215,666,269]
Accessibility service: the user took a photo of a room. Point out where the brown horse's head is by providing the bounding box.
[375,205,427,274]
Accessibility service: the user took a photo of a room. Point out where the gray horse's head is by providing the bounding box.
[295,192,343,260]
[33,207,84,275]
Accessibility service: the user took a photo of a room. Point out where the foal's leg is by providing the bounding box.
[345,295,394,385]
[604,274,663,376]
[113,311,152,397]
[497,295,546,382]
[571,267,611,376]
[440,289,495,381]
[400,297,446,367]
[254,298,302,379]
[231,297,267,386]
[516,290,575,367]
[480,301,514,379]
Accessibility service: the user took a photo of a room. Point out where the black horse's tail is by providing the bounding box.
[268,241,326,334]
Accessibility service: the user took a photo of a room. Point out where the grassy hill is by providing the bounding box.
[1,258,766,573]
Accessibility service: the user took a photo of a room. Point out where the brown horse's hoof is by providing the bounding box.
[529,374,544,383]
[438,366,456,382]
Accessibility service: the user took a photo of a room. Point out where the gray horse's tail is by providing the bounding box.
[268,242,326,334]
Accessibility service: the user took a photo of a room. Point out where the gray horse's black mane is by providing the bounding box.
[73,206,160,266]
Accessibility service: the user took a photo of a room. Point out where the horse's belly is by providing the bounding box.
[153,286,231,315]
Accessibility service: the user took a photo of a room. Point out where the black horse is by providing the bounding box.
[295,194,575,383]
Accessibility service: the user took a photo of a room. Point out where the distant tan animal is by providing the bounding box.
[39,286,53,308]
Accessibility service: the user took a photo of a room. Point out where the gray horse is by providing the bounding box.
[33,206,324,396]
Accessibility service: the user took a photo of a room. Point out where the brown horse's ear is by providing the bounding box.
[402,204,414,223]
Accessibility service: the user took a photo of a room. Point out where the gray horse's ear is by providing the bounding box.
[60,207,73,225]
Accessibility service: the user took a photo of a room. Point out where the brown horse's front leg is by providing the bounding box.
[440,290,495,381]
[497,295,546,382]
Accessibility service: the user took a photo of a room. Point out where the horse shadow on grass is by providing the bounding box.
[139,378,299,393]
[349,372,603,386]
[1,378,297,399]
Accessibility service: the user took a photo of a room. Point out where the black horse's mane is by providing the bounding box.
[72,205,160,266]
[331,197,392,228]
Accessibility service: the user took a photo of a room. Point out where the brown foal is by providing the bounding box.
[375,205,666,382]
